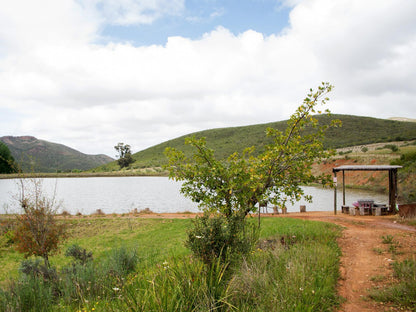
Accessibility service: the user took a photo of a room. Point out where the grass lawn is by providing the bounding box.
[0,215,342,311]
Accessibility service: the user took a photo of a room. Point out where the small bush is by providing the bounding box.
[1,274,55,312]
[384,144,399,152]
[0,219,15,247]
[381,235,395,244]
[185,213,258,266]
[20,259,58,283]
[107,246,139,277]
[65,244,93,265]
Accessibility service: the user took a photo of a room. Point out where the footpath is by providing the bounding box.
[287,211,416,312]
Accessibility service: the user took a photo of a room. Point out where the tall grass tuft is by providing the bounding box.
[111,256,234,312]
[228,241,340,311]
[370,258,416,309]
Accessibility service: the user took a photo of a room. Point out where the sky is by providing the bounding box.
[0,0,415,158]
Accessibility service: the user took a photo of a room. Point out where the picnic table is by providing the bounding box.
[342,199,388,216]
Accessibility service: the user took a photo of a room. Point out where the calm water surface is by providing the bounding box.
[0,177,388,214]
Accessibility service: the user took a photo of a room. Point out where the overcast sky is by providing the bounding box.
[1,0,415,157]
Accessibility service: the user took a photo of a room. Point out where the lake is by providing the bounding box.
[0,176,388,215]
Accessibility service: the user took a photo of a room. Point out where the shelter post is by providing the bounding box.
[342,170,346,206]
[333,170,337,215]
[389,168,398,214]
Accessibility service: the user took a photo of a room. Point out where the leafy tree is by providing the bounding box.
[165,82,340,220]
[114,143,134,168]
[13,178,67,267]
[0,141,17,173]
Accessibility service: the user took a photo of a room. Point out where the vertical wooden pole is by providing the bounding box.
[333,171,337,215]
[342,170,346,206]
[389,169,393,214]
[389,169,399,214]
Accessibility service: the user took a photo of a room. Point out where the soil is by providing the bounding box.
[135,211,416,311]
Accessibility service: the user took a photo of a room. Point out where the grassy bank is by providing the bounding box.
[0,216,342,311]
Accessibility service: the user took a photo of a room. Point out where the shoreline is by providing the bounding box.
[0,171,166,179]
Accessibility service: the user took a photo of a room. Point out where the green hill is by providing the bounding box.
[0,136,114,173]
[96,114,416,172]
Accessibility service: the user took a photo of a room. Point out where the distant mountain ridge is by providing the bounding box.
[0,136,113,173]
[96,114,416,172]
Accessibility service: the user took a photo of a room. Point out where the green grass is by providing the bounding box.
[370,258,416,310]
[1,216,342,311]
[0,217,192,283]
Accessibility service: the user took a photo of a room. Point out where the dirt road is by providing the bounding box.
[286,211,416,312]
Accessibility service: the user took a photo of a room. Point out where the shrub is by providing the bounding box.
[65,244,93,265]
[19,259,58,283]
[13,178,67,267]
[391,151,416,203]
[185,213,258,266]
[384,144,399,152]
[107,246,139,277]
[0,219,15,247]
[1,274,55,312]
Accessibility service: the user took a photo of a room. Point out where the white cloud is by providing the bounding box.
[0,0,415,157]
[86,0,185,25]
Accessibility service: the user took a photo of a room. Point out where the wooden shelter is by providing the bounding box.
[332,165,402,215]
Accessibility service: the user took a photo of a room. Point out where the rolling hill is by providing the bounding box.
[97,114,416,172]
[0,136,114,173]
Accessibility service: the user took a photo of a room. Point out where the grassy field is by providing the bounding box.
[0,216,342,311]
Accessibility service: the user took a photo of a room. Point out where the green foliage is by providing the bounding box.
[106,246,139,277]
[0,219,15,247]
[391,151,416,203]
[165,83,339,218]
[19,259,58,282]
[186,213,258,266]
[0,244,140,311]
[370,259,416,310]
[384,144,399,152]
[381,234,395,244]
[0,141,17,173]
[115,142,134,168]
[65,244,93,265]
[0,271,55,312]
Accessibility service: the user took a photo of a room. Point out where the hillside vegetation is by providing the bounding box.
[95,114,416,172]
[0,136,113,173]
